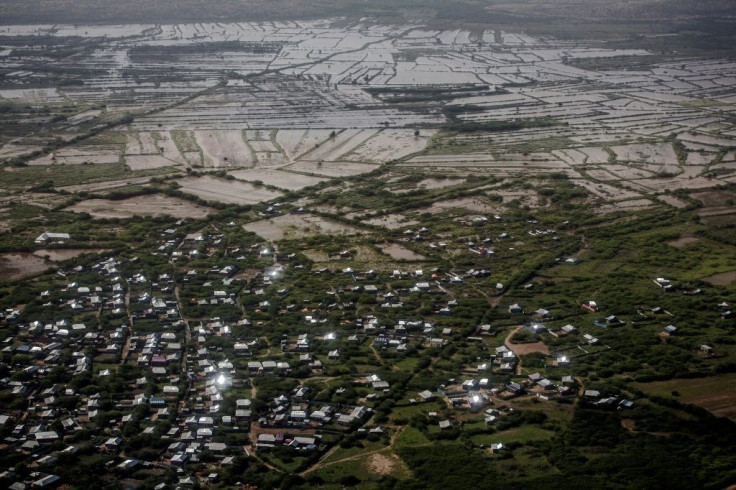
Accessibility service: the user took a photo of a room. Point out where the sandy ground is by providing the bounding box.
[366,453,398,476]
[66,194,214,218]
[29,147,121,165]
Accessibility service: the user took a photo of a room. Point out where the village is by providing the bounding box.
[2,181,734,489]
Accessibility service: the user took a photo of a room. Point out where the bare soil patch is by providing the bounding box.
[366,453,397,476]
[701,270,736,286]
[659,195,689,209]
[285,161,378,178]
[0,253,50,281]
[66,194,213,219]
[29,147,121,166]
[667,237,700,249]
[508,341,550,356]
[34,249,110,261]
[244,213,363,241]
[346,129,435,163]
[364,214,418,230]
[379,243,425,261]
[125,154,180,171]
[423,197,500,215]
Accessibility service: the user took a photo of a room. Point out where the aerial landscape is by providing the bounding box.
[1,1,736,488]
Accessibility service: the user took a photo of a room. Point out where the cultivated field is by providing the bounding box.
[177,176,282,205]
[634,374,736,422]
[65,194,214,219]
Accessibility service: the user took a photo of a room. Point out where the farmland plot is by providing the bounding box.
[364,214,419,230]
[275,129,333,160]
[194,130,255,167]
[379,243,425,261]
[66,194,213,219]
[177,175,282,204]
[300,129,378,162]
[125,155,179,171]
[29,146,121,166]
[228,168,327,190]
[285,161,378,178]
[243,213,363,240]
[343,129,436,163]
[612,143,678,164]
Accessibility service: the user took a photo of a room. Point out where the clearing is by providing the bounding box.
[66,194,213,219]
[633,373,736,422]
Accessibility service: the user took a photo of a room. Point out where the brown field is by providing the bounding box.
[125,154,180,171]
[379,243,425,261]
[508,341,550,356]
[701,270,736,286]
[244,213,364,241]
[66,194,214,218]
[366,452,399,476]
[364,214,419,230]
[633,374,736,422]
[177,176,282,205]
[228,168,327,191]
[0,253,50,281]
[692,189,736,207]
[659,195,689,209]
[667,237,700,249]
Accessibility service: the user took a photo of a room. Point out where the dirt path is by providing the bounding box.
[119,290,133,364]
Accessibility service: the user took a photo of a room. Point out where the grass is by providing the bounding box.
[393,425,430,448]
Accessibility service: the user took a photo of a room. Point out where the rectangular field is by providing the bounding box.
[633,373,736,422]
[177,175,282,204]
